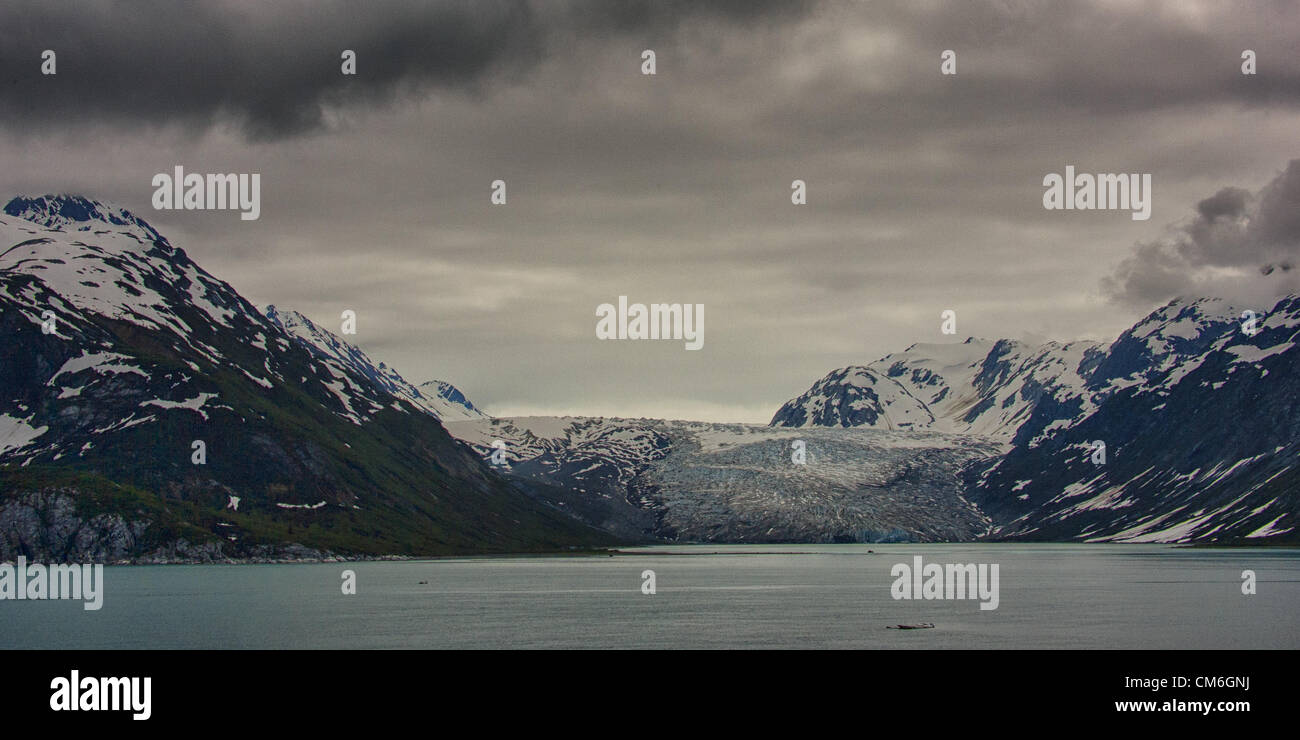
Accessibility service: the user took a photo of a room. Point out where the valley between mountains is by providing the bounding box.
[1,196,1295,562]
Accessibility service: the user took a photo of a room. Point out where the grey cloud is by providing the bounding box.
[0,0,818,142]
[1195,187,1250,222]
[3,1,1299,421]
[567,0,817,31]
[1103,159,1300,307]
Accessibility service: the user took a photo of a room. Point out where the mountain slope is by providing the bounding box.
[776,296,1299,543]
[772,337,1100,440]
[263,305,485,421]
[0,195,614,560]
[767,366,936,430]
[970,296,1299,543]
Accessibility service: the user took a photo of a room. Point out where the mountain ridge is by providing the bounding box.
[0,194,616,561]
[774,294,1298,543]
[263,304,485,422]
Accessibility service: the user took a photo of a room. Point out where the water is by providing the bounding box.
[3,544,1297,649]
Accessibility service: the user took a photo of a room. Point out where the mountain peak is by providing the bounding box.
[263,304,310,331]
[263,305,487,421]
[4,194,163,242]
[416,380,485,417]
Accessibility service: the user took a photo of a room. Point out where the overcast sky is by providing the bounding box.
[3,0,1298,422]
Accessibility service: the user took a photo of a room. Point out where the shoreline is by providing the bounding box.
[7,540,1298,566]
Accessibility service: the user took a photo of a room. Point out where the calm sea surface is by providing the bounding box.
[3,544,1297,649]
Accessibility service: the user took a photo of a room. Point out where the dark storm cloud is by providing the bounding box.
[4,0,1300,421]
[0,0,817,141]
[1196,188,1250,222]
[568,0,816,31]
[1103,160,1300,306]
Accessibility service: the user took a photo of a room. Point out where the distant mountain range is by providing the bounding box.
[0,195,613,562]
[2,194,1294,560]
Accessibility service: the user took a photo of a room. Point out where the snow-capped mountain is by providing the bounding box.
[1083,296,1251,394]
[445,416,1000,542]
[0,195,609,561]
[776,296,1299,543]
[767,365,937,431]
[263,305,485,421]
[5,194,163,241]
[771,337,1100,440]
[0,194,406,439]
[415,380,485,421]
[971,295,1299,543]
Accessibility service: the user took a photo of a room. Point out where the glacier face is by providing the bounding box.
[445,417,1001,543]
